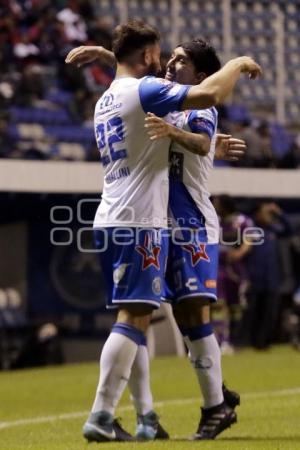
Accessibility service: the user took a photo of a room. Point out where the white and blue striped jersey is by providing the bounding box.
[93,76,190,228]
[168,107,219,243]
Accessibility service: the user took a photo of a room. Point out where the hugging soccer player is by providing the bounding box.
[145,39,245,439]
[66,21,261,442]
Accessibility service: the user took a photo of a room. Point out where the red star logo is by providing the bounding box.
[135,233,161,270]
[182,243,210,267]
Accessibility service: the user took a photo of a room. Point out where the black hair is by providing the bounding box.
[112,19,160,63]
[179,39,221,76]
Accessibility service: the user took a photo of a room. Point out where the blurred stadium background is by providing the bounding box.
[0,0,300,370]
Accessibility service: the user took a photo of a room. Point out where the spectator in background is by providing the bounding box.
[56,1,88,44]
[0,112,18,158]
[13,32,40,59]
[1,0,297,165]
[0,77,15,110]
[279,135,300,169]
[228,118,275,168]
[245,202,292,349]
[87,16,113,50]
[213,195,253,352]
[10,323,64,369]
[255,121,275,167]
[15,64,45,107]
[0,286,64,369]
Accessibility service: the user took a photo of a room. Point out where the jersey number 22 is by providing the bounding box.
[95,116,127,166]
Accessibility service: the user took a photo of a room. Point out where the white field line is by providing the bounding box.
[1,387,300,430]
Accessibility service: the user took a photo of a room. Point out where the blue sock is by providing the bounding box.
[179,323,213,341]
[112,322,146,345]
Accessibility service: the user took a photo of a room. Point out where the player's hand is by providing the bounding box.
[235,56,262,79]
[215,134,247,161]
[144,112,172,140]
[65,46,102,67]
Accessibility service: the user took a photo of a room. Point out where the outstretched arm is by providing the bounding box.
[145,114,246,161]
[65,46,116,68]
[182,56,262,110]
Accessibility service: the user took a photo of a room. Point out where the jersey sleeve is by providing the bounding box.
[187,108,217,138]
[139,76,191,117]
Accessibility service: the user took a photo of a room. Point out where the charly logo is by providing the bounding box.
[152,277,162,295]
[113,264,130,285]
[99,93,114,109]
[194,356,213,370]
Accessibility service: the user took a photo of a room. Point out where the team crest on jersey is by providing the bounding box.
[182,243,210,267]
[135,233,161,270]
[152,277,162,295]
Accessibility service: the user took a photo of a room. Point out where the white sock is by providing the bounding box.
[91,331,138,415]
[184,334,224,408]
[128,344,153,415]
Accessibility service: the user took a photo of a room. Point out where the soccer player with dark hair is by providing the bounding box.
[66,21,261,442]
[144,38,244,440]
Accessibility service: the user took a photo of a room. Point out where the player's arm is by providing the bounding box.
[182,56,262,110]
[65,46,116,68]
[215,134,247,161]
[145,113,210,156]
[139,57,261,118]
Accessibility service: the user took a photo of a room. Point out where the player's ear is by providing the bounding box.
[197,72,207,83]
[143,47,151,65]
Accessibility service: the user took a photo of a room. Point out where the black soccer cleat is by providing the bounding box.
[155,421,170,440]
[222,382,241,409]
[193,402,237,440]
[135,410,169,440]
[83,411,133,442]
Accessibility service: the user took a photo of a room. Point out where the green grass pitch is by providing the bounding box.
[1,345,300,450]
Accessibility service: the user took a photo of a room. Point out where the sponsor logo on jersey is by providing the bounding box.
[205,279,217,289]
[99,93,114,109]
[135,232,161,270]
[195,109,214,121]
[182,243,210,267]
[169,150,184,181]
[190,118,214,134]
[152,277,162,295]
[185,277,198,291]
